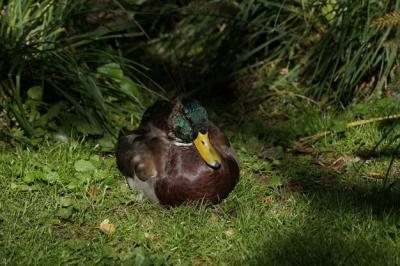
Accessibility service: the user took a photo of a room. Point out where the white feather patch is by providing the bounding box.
[173,141,193,147]
[127,177,159,204]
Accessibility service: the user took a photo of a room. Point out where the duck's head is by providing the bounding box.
[168,100,222,169]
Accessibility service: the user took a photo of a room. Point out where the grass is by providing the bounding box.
[0,0,156,141]
[134,0,400,104]
[2,0,399,143]
[1,97,400,265]
[1,1,400,264]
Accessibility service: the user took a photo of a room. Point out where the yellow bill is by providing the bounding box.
[194,132,222,169]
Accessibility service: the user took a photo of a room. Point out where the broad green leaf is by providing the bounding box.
[55,207,73,220]
[97,63,141,98]
[97,63,124,79]
[103,177,118,188]
[266,175,283,188]
[90,154,101,168]
[76,171,91,182]
[27,86,43,101]
[58,197,74,207]
[74,160,96,173]
[42,171,60,184]
[68,179,80,190]
[119,76,140,98]
[23,171,39,183]
[93,170,107,181]
[332,121,347,133]
[98,134,115,152]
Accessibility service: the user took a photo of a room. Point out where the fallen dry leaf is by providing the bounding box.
[330,156,347,174]
[224,229,234,237]
[314,158,327,168]
[194,257,204,266]
[313,154,347,174]
[364,172,385,179]
[292,145,315,154]
[87,186,100,197]
[112,114,121,122]
[209,212,219,223]
[262,196,273,204]
[99,219,116,234]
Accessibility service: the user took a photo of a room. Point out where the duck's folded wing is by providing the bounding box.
[116,132,159,181]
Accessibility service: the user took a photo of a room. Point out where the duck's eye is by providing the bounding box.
[167,132,175,139]
[199,127,207,134]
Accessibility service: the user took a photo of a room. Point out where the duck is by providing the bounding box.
[115,99,240,207]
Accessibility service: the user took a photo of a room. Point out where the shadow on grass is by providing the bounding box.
[229,118,400,264]
[247,187,400,265]
[279,144,400,215]
[248,209,399,265]
[356,147,400,160]
[246,149,400,265]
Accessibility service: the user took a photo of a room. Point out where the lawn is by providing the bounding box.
[1,99,400,265]
[1,1,400,265]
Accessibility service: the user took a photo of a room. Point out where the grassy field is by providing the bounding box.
[1,98,400,265]
[1,1,400,264]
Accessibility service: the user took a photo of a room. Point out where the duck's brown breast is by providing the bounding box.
[154,143,239,206]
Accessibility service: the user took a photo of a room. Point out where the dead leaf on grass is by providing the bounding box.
[87,186,100,197]
[194,257,204,266]
[209,212,219,223]
[224,229,234,237]
[291,145,315,154]
[313,154,347,174]
[99,219,116,234]
[364,172,385,179]
[262,196,273,204]
[330,156,347,173]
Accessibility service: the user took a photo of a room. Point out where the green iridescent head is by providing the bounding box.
[169,99,222,168]
[170,100,208,143]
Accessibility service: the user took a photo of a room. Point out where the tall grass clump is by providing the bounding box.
[1,1,399,142]
[128,1,399,105]
[237,0,400,104]
[0,0,157,143]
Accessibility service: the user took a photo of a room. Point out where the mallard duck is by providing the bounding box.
[116,99,240,206]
